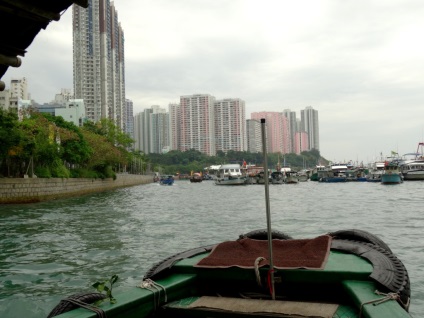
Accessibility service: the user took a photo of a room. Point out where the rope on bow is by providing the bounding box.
[254,256,266,287]
[359,290,400,317]
[139,278,167,308]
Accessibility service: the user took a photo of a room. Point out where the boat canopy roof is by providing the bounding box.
[206,165,221,171]
[219,164,241,169]
[404,152,420,156]
[331,165,348,170]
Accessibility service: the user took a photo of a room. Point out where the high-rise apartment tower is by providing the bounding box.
[214,98,247,153]
[300,106,319,151]
[251,112,290,154]
[73,0,126,130]
[179,94,216,156]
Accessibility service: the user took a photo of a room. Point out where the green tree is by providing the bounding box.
[0,109,22,159]
[0,109,23,176]
[84,118,133,149]
[40,114,92,165]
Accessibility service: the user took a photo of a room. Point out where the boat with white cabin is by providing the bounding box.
[400,143,424,180]
[214,164,247,185]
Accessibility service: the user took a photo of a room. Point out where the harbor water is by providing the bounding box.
[1,180,423,317]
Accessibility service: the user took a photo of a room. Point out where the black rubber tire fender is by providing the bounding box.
[144,244,216,280]
[331,239,410,310]
[239,229,293,240]
[328,229,392,253]
[47,292,107,318]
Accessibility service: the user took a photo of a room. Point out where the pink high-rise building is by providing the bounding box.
[294,131,309,154]
[251,112,290,154]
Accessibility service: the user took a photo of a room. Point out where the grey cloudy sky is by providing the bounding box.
[3,0,424,162]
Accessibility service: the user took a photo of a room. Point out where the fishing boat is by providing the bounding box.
[48,228,411,318]
[318,164,348,183]
[400,143,424,181]
[283,170,299,184]
[190,173,203,183]
[47,119,412,318]
[255,171,269,184]
[310,165,327,181]
[381,162,403,184]
[366,161,386,182]
[159,175,175,186]
[271,157,284,184]
[296,170,309,182]
[346,167,367,182]
[214,164,246,185]
[280,165,298,184]
[270,171,284,184]
[297,157,310,182]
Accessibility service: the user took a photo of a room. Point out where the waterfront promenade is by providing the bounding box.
[0,173,153,204]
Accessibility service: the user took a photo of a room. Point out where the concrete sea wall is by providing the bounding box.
[0,174,153,204]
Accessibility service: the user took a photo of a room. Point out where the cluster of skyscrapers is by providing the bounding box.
[0,0,319,156]
[134,95,319,156]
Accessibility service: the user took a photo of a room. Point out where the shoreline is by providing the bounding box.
[0,174,153,204]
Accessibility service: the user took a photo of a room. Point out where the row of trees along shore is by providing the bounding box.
[148,148,328,176]
[0,109,148,179]
[0,108,328,179]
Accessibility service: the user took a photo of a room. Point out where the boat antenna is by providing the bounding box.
[260,118,275,300]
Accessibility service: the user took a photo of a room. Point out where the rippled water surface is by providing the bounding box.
[1,180,423,317]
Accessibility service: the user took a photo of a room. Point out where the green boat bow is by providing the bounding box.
[49,229,411,318]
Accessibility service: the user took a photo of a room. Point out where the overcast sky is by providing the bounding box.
[3,0,424,163]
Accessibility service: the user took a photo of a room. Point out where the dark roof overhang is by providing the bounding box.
[0,0,88,89]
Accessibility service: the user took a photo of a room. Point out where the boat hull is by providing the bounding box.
[159,180,174,185]
[366,177,381,182]
[319,177,347,183]
[215,177,246,185]
[297,174,308,182]
[402,171,424,180]
[381,174,403,184]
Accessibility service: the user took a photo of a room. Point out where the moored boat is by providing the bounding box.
[401,160,424,181]
[190,173,203,183]
[381,162,403,184]
[296,169,309,182]
[318,164,348,183]
[366,161,385,182]
[346,167,367,181]
[255,170,271,184]
[400,143,424,181]
[215,164,247,185]
[310,165,327,181]
[159,175,175,186]
[283,170,299,184]
[319,175,347,183]
[48,228,411,318]
[270,171,284,184]
[280,165,298,184]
